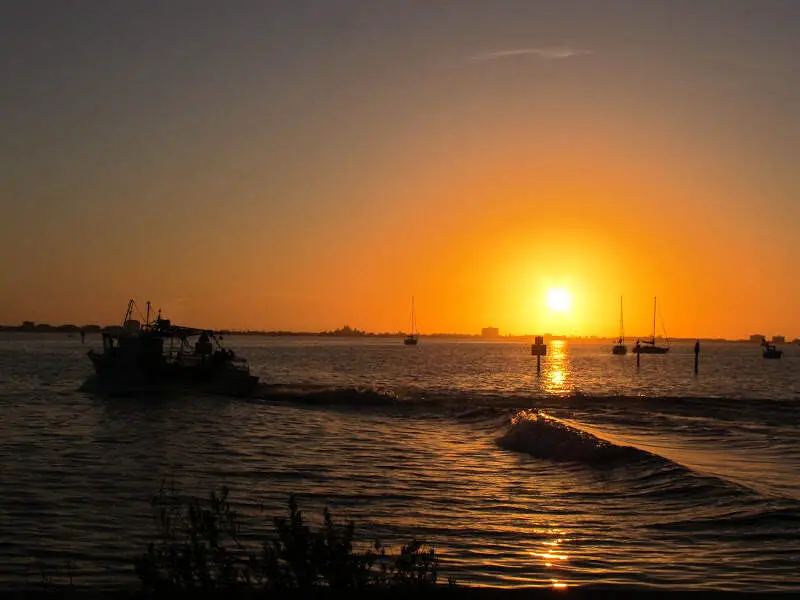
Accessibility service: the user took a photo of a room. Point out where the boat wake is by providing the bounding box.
[245,384,800,503]
[250,382,800,415]
[254,383,402,406]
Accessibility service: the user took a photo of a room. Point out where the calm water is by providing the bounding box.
[1,333,799,591]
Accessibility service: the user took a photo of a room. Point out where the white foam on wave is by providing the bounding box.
[496,410,651,466]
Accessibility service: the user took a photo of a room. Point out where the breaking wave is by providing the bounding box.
[245,384,797,504]
[492,410,775,510]
[495,410,655,466]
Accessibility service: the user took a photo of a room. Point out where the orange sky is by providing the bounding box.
[1,2,799,339]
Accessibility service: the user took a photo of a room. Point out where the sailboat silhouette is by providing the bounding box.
[404,296,418,346]
[633,296,669,354]
[612,296,627,355]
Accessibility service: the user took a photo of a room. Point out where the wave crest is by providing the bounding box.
[496,410,653,466]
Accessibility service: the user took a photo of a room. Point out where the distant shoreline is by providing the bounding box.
[0,324,771,344]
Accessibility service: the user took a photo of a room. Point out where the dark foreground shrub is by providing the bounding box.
[134,484,445,594]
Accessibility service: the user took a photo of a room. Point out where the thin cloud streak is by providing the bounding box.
[470,46,591,62]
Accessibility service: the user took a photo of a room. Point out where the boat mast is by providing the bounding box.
[619,296,624,342]
[652,296,657,342]
[410,296,416,336]
[122,299,134,327]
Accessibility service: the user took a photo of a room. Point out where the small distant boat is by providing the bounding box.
[762,340,783,359]
[612,296,627,355]
[632,296,669,354]
[404,296,419,346]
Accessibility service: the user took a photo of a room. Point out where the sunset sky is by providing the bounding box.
[2,1,799,338]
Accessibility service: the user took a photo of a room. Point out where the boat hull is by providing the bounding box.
[632,346,669,354]
[612,345,628,355]
[404,337,418,346]
[86,350,259,397]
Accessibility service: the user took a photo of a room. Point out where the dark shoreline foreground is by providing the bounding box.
[4,589,798,599]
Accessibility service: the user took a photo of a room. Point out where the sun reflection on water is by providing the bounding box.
[536,552,568,560]
[543,340,570,395]
[529,531,572,588]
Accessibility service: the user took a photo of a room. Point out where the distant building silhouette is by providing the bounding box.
[481,327,500,338]
[772,335,785,344]
[749,334,766,343]
[322,325,367,337]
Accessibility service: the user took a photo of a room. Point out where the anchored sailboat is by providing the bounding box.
[633,296,669,354]
[612,296,627,355]
[404,296,419,346]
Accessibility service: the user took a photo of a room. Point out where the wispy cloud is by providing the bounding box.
[470,46,591,62]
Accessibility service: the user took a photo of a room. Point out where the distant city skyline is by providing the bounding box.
[2,1,800,338]
[2,317,796,344]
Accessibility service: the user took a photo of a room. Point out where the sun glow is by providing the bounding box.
[546,288,572,312]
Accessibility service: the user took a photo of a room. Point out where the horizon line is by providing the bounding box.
[0,322,789,343]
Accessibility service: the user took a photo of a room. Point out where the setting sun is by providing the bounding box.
[547,289,572,312]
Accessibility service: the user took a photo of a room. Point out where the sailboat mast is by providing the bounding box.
[410,296,416,335]
[619,296,624,341]
[652,296,657,342]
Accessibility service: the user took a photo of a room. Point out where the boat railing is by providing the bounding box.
[229,356,250,370]
[163,347,249,369]
[165,348,185,361]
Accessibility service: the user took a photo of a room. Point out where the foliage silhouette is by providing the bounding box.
[134,483,446,594]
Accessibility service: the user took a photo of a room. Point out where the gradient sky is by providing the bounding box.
[2,0,799,338]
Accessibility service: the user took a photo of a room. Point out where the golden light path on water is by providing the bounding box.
[544,340,570,395]
[532,537,571,590]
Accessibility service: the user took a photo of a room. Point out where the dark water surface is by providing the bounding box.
[1,334,798,591]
